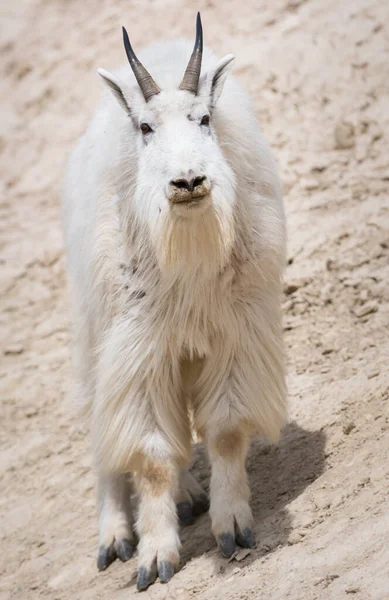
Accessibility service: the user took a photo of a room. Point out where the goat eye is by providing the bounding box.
[140,123,152,134]
[201,114,210,126]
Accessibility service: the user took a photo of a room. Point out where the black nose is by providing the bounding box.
[170,175,206,192]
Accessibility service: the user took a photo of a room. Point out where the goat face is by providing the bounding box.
[133,89,235,216]
[99,16,237,275]
[133,90,236,276]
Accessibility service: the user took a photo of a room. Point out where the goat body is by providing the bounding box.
[62,27,287,589]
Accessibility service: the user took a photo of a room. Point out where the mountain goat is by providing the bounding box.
[61,13,287,590]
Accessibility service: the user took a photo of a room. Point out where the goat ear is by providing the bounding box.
[201,54,235,108]
[97,68,130,113]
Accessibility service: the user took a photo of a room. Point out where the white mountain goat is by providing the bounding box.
[61,13,287,590]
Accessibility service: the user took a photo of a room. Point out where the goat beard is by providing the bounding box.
[154,197,235,278]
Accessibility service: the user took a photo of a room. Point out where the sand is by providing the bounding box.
[1,0,388,598]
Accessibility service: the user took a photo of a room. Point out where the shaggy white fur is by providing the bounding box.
[61,35,287,587]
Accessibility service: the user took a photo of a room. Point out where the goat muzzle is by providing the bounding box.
[169,174,210,204]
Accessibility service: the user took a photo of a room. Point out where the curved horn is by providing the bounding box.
[122,26,160,102]
[179,12,203,94]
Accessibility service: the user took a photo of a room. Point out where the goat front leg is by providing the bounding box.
[97,472,135,570]
[134,456,181,591]
[196,293,286,557]
[207,425,255,557]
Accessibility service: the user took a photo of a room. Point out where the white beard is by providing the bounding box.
[154,194,235,279]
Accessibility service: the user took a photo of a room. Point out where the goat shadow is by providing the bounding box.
[179,422,326,570]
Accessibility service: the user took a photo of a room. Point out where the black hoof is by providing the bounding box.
[116,538,134,562]
[97,545,116,571]
[236,527,255,549]
[137,565,157,591]
[192,493,210,517]
[217,532,236,558]
[177,501,195,525]
[158,561,175,583]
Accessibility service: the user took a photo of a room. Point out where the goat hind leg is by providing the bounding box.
[176,469,209,526]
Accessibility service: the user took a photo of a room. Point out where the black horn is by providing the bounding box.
[122,26,160,102]
[179,12,203,94]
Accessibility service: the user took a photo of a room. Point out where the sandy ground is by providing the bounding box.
[1,0,389,598]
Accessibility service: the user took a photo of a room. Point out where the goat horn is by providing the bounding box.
[122,26,161,102]
[179,12,203,94]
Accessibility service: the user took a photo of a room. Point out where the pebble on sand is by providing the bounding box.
[334,120,355,149]
[4,343,24,355]
[343,422,356,435]
[354,301,378,318]
[367,368,380,379]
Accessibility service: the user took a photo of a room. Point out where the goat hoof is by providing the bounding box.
[177,501,195,525]
[137,565,157,591]
[192,493,210,516]
[158,561,176,583]
[116,538,134,562]
[97,537,134,571]
[217,532,236,558]
[236,527,255,549]
[97,545,116,571]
